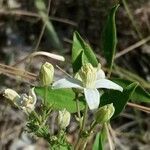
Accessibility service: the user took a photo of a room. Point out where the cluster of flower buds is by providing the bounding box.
[3,88,37,113]
[3,62,54,114]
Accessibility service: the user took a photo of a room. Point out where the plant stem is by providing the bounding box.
[88,121,97,133]
[44,86,48,105]
[105,123,114,150]
[75,104,88,150]
[75,93,82,127]
[81,103,88,132]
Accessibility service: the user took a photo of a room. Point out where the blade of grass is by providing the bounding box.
[115,36,150,58]
[122,0,143,39]
[35,0,62,50]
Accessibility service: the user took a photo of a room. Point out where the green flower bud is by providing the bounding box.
[3,89,20,102]
[78,63,97,88]
[58,109,71,129]
[95,103,115,124]
[39,62,54,86]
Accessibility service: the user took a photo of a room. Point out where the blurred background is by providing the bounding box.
[0,0,150,149]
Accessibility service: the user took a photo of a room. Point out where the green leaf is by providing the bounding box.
[35,87,85,113]
[112,78,150,103]
[100,82,138,118]
[92,126,106,150]
[72,31,98,73]
[102,5,119,71]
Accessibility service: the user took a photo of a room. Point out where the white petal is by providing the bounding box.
[96,69,105,80]
[84,88,101,110]
[95,79,123,92]
[52,78,83,89]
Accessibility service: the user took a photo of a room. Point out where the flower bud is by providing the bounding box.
[3,89,20,102]
[39,62,54,86]
[58,109,71,129]
[78,63,97,88]
[95,103,115,124]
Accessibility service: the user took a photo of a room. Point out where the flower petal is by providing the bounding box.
[96,69,105,80]
[53,78,83,89]
[84,88,102,110]
[95,79,123,92]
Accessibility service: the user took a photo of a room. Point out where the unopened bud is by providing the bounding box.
[95,103,115,124]
[58,109,71,129]
[3,89,20,102]
[39,62,54,86]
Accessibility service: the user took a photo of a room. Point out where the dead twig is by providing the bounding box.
[127,102,150,113]
[115,36,150,58]
[12,51,65,67]
[0,9,77,26]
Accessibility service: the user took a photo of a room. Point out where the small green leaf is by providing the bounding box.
[35,87,85,113]
[102,5,119,71]
[72,31,98,73]
[112,78,150,103]
[92,126,106,150]
[100,82,138,118]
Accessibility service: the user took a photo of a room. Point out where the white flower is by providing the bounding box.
[53,63,123,110]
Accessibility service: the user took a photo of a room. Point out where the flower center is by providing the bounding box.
[78,63,97,88]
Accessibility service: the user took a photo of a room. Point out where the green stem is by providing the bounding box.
[44,86,48,105]
[79,121,98,150]
[81,103,88,131]
[75,93,82,127]
[75,104,88,150]
[88,121,97,134]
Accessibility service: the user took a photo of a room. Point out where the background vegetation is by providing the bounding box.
[0,0,149,149]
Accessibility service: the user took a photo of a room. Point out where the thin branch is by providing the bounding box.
[0,9,40,17]
[0,9,77,26]
[105,123,114,150]
[0,63,37,81]
[56,65,72,78]
[115,36,150,58]
[12,51,65,67]
[127,102,150,113]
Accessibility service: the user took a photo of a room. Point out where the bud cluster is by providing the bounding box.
[3,88,37,113]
